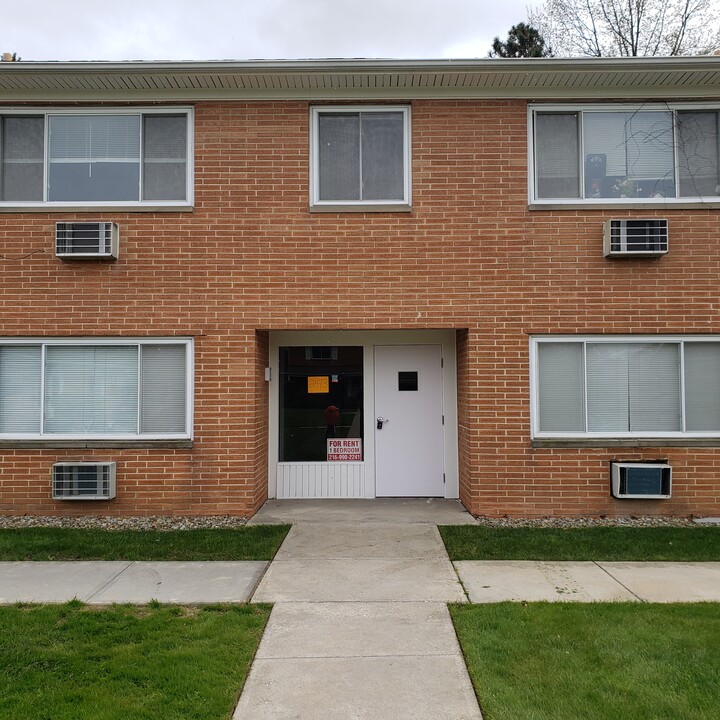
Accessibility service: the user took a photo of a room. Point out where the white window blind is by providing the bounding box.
[0,346,41,432]
[141,345,187,433]
[628,343,681,431]
[685,342,720,431]
[49,115,141,161]
[537,343,584,431]
[583,111,674,180]
[535,338,710,437]
[44,346,139,434]
[586,344,630,432]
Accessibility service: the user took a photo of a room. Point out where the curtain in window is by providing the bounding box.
[1,117,44,202]
[535,113,580,199]
[0,346,41,432]
[537,343,585,431]
[48,115,141,201]
[143,115,187,201]
[586,344,630,431]
[44,346,139,433]
[685,342,720,431]
[140,345,187,432]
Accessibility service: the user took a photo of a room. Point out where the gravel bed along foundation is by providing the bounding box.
[0,513,708,530]
[0,515,248,531]
[473,515,699,528]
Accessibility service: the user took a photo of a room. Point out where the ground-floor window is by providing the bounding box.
[0,338,192,439]
[278,346,363,461]
[532,336,720,438]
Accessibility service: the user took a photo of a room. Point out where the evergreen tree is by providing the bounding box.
[489,23,552,58]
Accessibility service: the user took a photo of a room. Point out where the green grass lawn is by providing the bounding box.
[0,525,290,561]
[0,602,271,720]
[450,602,720,720]
[439,525,720,561]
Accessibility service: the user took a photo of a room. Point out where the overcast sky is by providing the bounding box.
[4,0,540,62]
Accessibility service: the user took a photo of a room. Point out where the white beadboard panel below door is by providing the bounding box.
[276,463,367,498]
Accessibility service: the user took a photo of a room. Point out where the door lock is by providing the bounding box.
[376,417,389,430]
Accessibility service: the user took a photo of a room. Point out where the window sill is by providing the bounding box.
[528,201,720,211]
[0,204,194,214]
[309,203,412,213]
[0,440,194,450]
[531,438,720,448]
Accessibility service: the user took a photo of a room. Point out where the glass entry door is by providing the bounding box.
[278,346,364,462]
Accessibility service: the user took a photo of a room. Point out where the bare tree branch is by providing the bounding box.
[528,0,720,56]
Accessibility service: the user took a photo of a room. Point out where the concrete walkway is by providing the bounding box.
[235,499,482,720]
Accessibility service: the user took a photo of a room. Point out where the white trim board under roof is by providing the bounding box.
[0,57,719,102]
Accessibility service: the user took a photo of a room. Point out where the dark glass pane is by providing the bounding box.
[1,116,44,201]
[535,113,579,199]
[678,111,720,197]
[398,371,418,392]
[143,115,187,201]
[279,346,363,462]
[361,112,404,200]
[48,162,140,201]
[318,114,360,201]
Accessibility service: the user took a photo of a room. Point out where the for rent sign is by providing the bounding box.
[327,439,362,461]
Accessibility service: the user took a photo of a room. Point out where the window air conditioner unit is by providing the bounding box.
[52,462,117,500]
[610,462,671,499]
[55,222,119,259]
[603,219,668,257]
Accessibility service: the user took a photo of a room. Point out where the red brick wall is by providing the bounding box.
[1,99,719,517]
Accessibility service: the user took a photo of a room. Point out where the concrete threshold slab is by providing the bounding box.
[247,498,477,526]
[454,561,637,603]
[598,562,720,602]
[253,558,467,603]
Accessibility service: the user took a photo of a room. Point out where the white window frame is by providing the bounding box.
[309,105,412,212]
[530,335,720,440]
[0,107,194,211]
[528,102,720,207]
[0,337,194,440]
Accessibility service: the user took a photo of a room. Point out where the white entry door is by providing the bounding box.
[374,345,445,496]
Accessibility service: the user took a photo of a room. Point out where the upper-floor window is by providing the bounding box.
[531,336,720,439]
[0,108,192,208]
[530,104,720,205]
[310,106,411,211]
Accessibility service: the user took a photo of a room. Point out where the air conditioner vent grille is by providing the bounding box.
[603,219,668,257]
[55,222,119,259]
[610,462,671,499]
[52,462,117,500]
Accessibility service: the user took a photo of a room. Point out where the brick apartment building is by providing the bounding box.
[1,57,719,518]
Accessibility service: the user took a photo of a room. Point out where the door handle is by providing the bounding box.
[376,417,389,429]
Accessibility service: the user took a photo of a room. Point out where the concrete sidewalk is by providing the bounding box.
[0,560,267,604]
